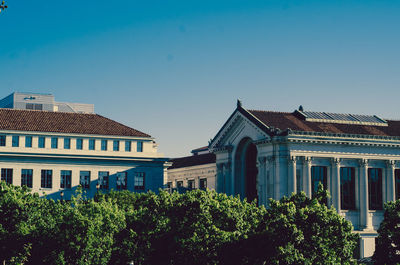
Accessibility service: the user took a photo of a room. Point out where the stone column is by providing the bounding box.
[359,159,372,230]
[288,156,297,195]
[303,157,312,197]
[331,158,341,213]
[386,160,396,202]
[257,156,267,205]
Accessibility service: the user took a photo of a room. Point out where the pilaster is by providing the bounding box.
[386,160,395,202]
[288,156,297,195]
[359,159,372,230]
[303,157,312,197]
[331,158,341,213]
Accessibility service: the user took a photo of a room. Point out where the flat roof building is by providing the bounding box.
[0,92,95,113]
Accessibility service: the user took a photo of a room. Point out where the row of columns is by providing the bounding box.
[288,156,397,230]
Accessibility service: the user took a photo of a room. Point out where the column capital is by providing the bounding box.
[386,160,396,169]
[358,158,368,167]
[266,155,275,163]
[331,158,341,166]
[303,156,312,165]
[288,156,297,165]
[258,156,267,164]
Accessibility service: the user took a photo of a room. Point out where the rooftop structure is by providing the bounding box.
[0,92,95,113]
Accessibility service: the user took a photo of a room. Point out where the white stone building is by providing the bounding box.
[0,108,168,200]
[209,101,400,258]
[167,148,216,192]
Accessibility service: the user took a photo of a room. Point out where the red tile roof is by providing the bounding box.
[0,108,151,137]
[168,153,216,169]
[247,109,400,137]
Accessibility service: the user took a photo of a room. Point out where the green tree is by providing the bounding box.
[0,182,40,264]
[373,199,400,264]
[98,189,266,265]
[218,185,359,264]
[28,192,126,265]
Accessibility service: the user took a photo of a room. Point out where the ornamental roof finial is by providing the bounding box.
[298,105,304,112]
[237,99,242,108]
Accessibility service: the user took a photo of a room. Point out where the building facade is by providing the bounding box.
[167,149,216,192]
[209,101,400,258]
[0,108,168,200]
[0,92,95,113]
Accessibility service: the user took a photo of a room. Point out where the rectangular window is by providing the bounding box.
[199,178,207,190]
[311,166,327,198]
[38,137,45,148]
[41,170,52,189]
[113,140,120,151]
[80,171,91,189]
[21,169,33,188]
[12,135,19,147]
[25,136,32,148]
[396,169,400,200]
[134,172,145,190]
[116,172,128,190]
[137,141,143,152]
[340,167,355,210]
[0,135,5,146]
[125,141,131,152]
[64,138,71,149]
[101,140,107,151]
[76,138,83,150]
[1,168,13,184]
[60,170,72,189]
[51,137,58,149]
[368,168,383,210]
[89,139,95,150]
[177,180,183,188]
[188,179,195,190]
[98,171,109,190]
[26,103,43,110]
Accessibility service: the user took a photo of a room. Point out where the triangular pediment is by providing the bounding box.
[209,105,271,150]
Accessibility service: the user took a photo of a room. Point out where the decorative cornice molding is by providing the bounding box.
[289,130,400,141]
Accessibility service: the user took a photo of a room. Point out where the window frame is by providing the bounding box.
[60,170,72,189]
[199,178,207,190]
[125,141,131,152]
[51,137,58,149]
[0,135,5,146]
[116,172,128,190]
[137,141,143,152]
[76,138,83,150]
[113,140,120,151]
[41,169,52,189]
[89,139,95,150]
[21,169,33,188]
[98,171,109,190]
[80,171,91,189]
[38,136,45,148]
[1,168,13,184]
[64,138,71,149]
[134,172,145,190]
[25,136,32,148]
[12,135,19,147]
[368,168,383,210]
[101,139,107,151]
[340,167,356,210]
[311,166,328,202]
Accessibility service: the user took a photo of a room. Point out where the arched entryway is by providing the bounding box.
[234,137,258,202]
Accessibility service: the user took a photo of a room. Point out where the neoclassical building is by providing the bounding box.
[0,108,169,200]
[209,101,400,258]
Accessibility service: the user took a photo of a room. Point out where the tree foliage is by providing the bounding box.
[218,184,359,265]
[1,182,359,264]
[373,199,400,264]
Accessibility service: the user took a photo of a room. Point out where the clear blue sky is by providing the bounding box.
[1,0,400,157]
